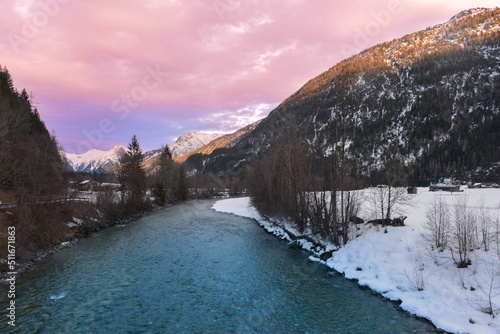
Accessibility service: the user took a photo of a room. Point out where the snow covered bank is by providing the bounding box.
[213,189,500,334]
[212,198,297,243]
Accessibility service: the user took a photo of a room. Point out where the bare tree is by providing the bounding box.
[310,96,361,246]
[425,195,451,250]
[450,196,474,268]
[368,157,411,221]
[404,253,426,292]
[478,197,493,252]
[471,260,500,318]
[369,185,409,221]
[248,134,310,232]
[496,212,500,262]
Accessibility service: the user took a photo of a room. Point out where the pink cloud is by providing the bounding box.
[0,0,497,152]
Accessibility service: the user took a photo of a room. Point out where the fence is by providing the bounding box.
[0,197,91,210]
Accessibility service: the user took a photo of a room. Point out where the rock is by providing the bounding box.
[391,216,407,226]
[367,218,392,226]
[368,216,407,227]
[320,250,333,261]
[349,216,364,224]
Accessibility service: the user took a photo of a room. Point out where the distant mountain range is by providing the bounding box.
[186,7,500,183]
[141,132,225,170]
[62,123,258,173]
[64,132,223,173]
[64,145,127,173]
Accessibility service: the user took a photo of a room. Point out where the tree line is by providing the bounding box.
[248,131,409,248]
[94,134,190,221]
[0,67,196,265]
[0,66,71,262]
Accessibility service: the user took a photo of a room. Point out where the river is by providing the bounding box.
[0,200,437,333]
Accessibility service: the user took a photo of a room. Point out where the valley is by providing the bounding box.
[1,4,499,334]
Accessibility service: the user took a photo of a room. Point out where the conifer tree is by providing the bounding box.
[118,135,146,203]
[174,166,189,202]
[158,145,173,186]
[153,145,174,205]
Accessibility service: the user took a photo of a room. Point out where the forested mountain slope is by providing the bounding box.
[189,8,500,184]
[0,67,66,199]
[179,120,261,164]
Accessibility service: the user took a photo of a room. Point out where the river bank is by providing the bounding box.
[0,201,159,284]
[213,190,500,334]
[0,192,235,284]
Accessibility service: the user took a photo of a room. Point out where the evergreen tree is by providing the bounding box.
[161,145,172,161]
[153,183,167,206]
[158,145,173,186]
[0,66,69,265]
[118,135,146,203]
[0,66,66,199]
[174,166,189,202]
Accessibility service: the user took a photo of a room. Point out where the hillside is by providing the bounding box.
[176,120,261,164]
[169,132,223,157]
[141,131,224,171]
[0,67,66,199]
[0,67,72,267]
[188,8,500,184]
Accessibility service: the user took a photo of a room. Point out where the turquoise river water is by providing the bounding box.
[0,200,437,333]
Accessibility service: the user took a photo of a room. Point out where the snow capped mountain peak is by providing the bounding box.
[169,132,224,157]
[110,145,126,154]
[64,145,126,173]
[63,132,225,173]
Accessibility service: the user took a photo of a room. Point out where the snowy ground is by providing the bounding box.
[213,188,500,334]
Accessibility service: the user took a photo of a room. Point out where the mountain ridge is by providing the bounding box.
[176,120,262,164]
[64,145,127,173]
[186,7,500,183]
[63,130,238,173]
[169,132,224,158]
[449,7,489,23]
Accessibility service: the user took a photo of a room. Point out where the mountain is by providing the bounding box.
[0,67,66,199]
[64,132,225,173]
[143,132,224,161]
[169,132,223,158]
[176,120,262,164]
[186,7,500,184]
[64,145,126,173]
[142,132,225,171]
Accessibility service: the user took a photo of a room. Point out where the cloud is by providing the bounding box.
[196,103,274,132]
[0,0,497,152]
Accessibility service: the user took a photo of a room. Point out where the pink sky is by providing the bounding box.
[0,0,498,153]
